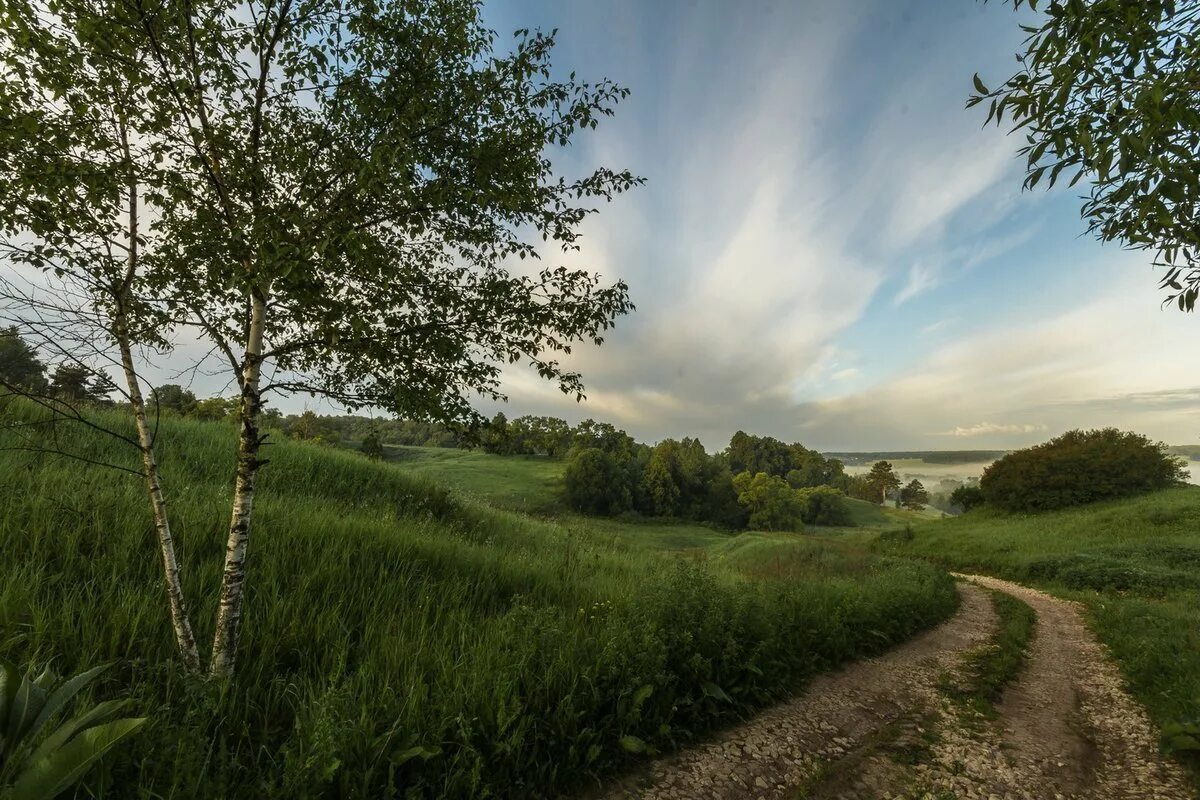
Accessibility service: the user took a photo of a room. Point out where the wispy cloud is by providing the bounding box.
[942,422,1045,437]
[921,318,956,335]
[477,0,1050,447]
[895,262,940,306]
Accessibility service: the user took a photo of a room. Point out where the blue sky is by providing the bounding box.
[452,0,1200,450]
[115,0,1196,450]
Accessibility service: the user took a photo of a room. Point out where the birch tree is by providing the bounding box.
[2,0,639,676]
[0,0,203,671]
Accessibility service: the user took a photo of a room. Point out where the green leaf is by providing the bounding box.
[0,661,18,736]
[618,735,646,753]
[702,682,731,703]
[1166,733,1200,752]
[973,73,989,94]
[8,717,146,800]
[26,699,133,766]
[27,663,111,745]
[8,673,46,741]
[631,684,653,711]
[388,744,441,767]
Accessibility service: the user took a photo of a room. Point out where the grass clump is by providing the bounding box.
[943,591,1036,716]
[0,404,958,798]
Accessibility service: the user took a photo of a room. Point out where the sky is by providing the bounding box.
[445,0,1200,451]
[126,0,1200,452]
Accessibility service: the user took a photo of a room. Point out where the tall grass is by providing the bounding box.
[0,401,957,798]
[381,445,566,514]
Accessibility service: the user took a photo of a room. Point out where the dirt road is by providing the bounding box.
[594,576,1192,800]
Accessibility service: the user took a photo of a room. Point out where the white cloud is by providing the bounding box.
[942,422,1046,437]
[479,2,1040,447]
[785,257,1200,449]
[895,262,939,306]
[921,318,956,335]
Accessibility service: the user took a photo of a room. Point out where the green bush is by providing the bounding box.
[949,484,985,512]
[1025,553,1193,595]
[562,447,632,515]
[732,472,804,531]
[796,486,852,526]
[980,428,1187,512]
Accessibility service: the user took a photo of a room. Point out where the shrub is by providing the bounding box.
[795,486,852,526]
[563,447,632,515]
[1025,553,1192,595]
[949,484,985,513]
[899,479,929,512]
[876,524,915,545]
[980,428,1187,512]
[732,472,805,531]
[359,430,385,460]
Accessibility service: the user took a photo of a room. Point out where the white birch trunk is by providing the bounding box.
[116,324,202,673]
[115,179,202,673]
[209,289,269,677]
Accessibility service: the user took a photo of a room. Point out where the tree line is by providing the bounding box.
[3,326,943,534]
[558,428,937,531]
[466,415,935,530]
[0,326,116,404]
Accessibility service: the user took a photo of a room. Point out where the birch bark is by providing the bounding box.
[209,289,269,677]
[114,175,202,673]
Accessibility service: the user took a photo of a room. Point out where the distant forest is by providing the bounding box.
[118,387,952,528]
[1169,445,1200,460]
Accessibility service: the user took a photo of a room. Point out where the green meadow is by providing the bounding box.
[0,405,957,798]
[380,444,566,514]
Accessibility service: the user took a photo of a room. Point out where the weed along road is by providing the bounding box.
[594,577,1192,800]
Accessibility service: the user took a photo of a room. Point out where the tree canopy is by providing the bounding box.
[865,461,901,505]
[563,447,632,516]
[732,471,805,532]
[981,428,1187,512]
[900,479,930,512]
[0,326,47,393]
[48,364,114,404]
[974,0,1200,309]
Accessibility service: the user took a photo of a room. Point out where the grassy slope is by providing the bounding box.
[379,446,932,525]
[873,487,1200,775]
[381,444,564,513]
[0,407,957,799]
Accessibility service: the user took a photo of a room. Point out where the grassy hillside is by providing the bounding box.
[872,487,1200,773]
[0,403,957,799]
[380,444,564,513]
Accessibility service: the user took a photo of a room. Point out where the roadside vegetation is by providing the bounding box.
[874,486,1200,774]
[0,402,958,798]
